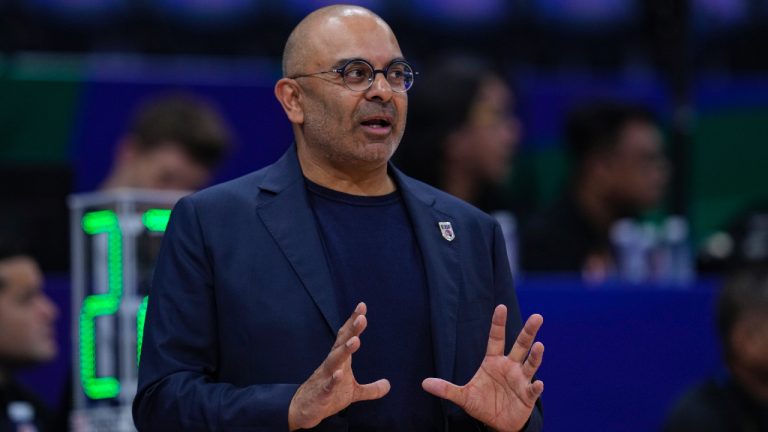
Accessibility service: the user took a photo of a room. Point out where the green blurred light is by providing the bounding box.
[79,210,122,400]
[78,208,171,399]
[142,209,172,232]
[136,296,149,366]
[80,302,121,400]
[135,208,171,367]
[82,210,119,234]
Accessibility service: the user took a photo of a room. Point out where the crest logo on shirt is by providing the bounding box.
[438,222,455,242]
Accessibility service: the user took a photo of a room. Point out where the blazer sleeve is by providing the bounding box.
[492,222,544,432]
[132,197,298,432]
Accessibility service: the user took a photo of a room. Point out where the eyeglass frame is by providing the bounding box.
[287,58,419,93]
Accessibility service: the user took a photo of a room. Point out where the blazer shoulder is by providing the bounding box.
[185,166,271,209]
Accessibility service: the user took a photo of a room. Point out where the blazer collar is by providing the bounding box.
[256,145,343,336]
[258,143,304,195]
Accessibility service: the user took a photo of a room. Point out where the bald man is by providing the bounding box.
[134,5,543,431]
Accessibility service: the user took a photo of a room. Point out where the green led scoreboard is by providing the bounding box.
[69,189,186,431]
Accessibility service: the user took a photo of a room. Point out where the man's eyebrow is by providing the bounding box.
[330,57,409,69]
[331,58,357,69]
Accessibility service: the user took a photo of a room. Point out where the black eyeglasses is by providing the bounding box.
[288,59,418,93]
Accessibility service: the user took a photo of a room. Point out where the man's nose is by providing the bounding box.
[38,295,59,321]
[365,73,393,102]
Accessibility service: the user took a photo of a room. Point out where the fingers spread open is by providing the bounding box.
[323,335,359,375]
[521,341,544,379]
[486,304,508,357]
[422,378,464,405]
[508,313,543,363]
[355,379,391,401]
[333,302,367,350]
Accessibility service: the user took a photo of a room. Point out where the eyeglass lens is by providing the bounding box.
[342,61,414,92]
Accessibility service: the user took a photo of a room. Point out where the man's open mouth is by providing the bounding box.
[360,118,392,128]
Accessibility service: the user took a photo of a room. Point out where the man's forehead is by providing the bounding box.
[324,16,397,42]
[309,14,401,63]
[0,258,42,285]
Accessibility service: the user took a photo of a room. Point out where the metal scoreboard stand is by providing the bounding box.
[69,189,187,432]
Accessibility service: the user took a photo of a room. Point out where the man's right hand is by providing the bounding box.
[288,302,390,431]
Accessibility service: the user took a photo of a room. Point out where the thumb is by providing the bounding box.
[422,378,464,405]
[354,378,391,402]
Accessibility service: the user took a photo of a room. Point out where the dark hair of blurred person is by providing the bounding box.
[520,101,669,278]
[0,246,59,431]
[100,92,232,191]
[394,55,520,212]
[665,266,768,431]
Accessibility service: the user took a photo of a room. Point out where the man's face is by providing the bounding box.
[605,120,669,213]
[0,256,58,366]
[297,13,408,168]
[130,143,211,191]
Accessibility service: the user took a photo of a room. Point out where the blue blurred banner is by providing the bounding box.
[533,0,637,25]
[148,0,262,26]
[15,0,767,29]
[282,0,386,18]
[409,0,509,24]
[517,276,724,432]
[23,0,129,21]
[693,0,749,28]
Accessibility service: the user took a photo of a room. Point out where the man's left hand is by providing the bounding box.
[422,305,544,432]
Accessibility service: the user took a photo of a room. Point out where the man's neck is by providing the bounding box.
[297,146,396,196]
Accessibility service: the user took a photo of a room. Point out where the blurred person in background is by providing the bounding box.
[0,246,59,431]
[665,266,768,431]
[520,101,669,280]
[394,55,521,213]
[100,92,233,192]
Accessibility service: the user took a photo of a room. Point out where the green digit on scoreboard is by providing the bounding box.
[143,208,172,233]
[80,210,123,400]
[137,209,172,365]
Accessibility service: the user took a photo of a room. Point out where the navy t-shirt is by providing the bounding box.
[306,178,443,431]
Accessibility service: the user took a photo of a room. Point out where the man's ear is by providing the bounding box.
[274,78,305,125]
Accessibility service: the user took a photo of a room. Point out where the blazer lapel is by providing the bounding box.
[395,169,462,384]
[256,147,343,336]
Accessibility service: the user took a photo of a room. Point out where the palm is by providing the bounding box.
[461,354,540,429]
[423,306,544,432]
[289,303,390,431]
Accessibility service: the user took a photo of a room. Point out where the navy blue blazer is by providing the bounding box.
[133,145,543,431]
